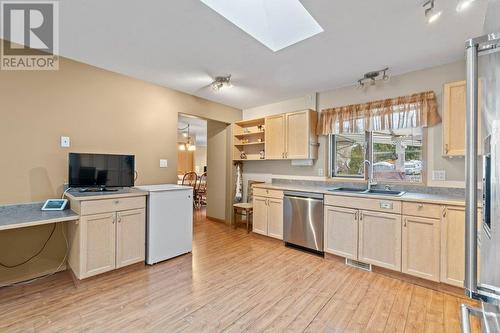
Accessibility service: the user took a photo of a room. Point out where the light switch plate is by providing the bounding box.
[60,136,70,148]
[432,170,446,181]
[160,159,168,168]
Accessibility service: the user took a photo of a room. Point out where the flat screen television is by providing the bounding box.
[68,153,135,188]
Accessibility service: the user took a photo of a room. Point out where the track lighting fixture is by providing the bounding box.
[357,67,390,88]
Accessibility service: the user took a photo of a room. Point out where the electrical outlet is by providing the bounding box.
[432,170,446,181]
[318,168,324,177]
[159,159,168,168]
[60,136,70,148]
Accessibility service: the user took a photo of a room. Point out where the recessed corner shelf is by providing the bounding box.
[234,142,265,146]
[233,131,265,137]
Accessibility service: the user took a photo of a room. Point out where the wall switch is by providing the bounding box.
[60,136,70,148]
[159,159,168,168]
[432,170,446,181]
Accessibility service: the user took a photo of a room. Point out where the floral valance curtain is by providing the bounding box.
[317,91,441,135]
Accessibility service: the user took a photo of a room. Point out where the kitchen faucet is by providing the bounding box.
[364,160,377,191]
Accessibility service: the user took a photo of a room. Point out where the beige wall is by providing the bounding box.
[194,146,207,174]
[0,56,241,282]
[242,60,467,187]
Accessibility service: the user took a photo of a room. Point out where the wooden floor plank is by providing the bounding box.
[0,209,481,333]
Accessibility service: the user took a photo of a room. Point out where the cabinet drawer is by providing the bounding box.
[253,188,283,199]
[80,196,146,215]
[325,195,401,214]
[402,202,441,219]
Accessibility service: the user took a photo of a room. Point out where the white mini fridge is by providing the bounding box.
[135,184,193,265]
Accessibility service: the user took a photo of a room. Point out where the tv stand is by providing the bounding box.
[79,187,119,193]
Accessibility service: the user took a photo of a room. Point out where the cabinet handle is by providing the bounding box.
[445,144,449,155]
[114,200,119,204]
[118,215,122,223]
[443,208,447,218]
[417,203,424,209]
[355,211,358,220]
[359,211,363,221]
[112,216,115,224]
[404,218,407,227]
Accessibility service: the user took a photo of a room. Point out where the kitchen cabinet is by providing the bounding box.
[116,209,146,268]
[443,80,481,156]
[324,206,358,260]
[440,206,465,287]
[80,212,117,277]
[265,114,286,159]
[358,210,401,271]
[402,215,440,282]
[66,194,147,279]
[252,190,284,240]
[264,109,318,160]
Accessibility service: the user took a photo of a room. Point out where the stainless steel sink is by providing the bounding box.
[328,187,405,196]
[363,189,405,196]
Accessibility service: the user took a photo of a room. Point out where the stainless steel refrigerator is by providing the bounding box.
[462,1,500,331]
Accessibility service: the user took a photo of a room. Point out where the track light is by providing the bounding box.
[423,0,442,24]
[211,75,232,92]
[456,0,476,12]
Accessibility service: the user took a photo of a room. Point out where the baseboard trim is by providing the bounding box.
[206,216,227,224]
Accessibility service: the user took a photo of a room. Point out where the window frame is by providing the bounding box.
[329,128,427,185]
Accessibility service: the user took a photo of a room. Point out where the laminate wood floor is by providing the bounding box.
[0,209,480,332]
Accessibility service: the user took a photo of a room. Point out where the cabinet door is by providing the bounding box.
[116,208,146,268]
[402,215,440,281]
[267,198,283,240]
[443,81,481,156]
[440,206,465,287]
[358,210,402,271]
[265,115,285,159]
[253,196,268,235]
[324,206,358,260]
[81,212,116,278]
[286,110,310,159]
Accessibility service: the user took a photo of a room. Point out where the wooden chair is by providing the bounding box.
[182,172,198,207]
[233,180,264,233]
[195,172,207,208]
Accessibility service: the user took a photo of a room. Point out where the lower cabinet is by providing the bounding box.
[324,206,358,260]
[358,210,402,271]
[80,212,117,277]
[252,194,283,240]
[402,215,441,282]
[67,195,147,280]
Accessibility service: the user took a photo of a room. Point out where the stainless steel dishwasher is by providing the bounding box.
[283,191,324,253]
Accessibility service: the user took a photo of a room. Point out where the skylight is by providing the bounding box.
[199,0,323,52]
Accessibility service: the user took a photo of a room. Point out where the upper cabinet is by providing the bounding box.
[265,114,286,159]
[442,80,481,157]
[233,109,318,161]
[265,109,318,160]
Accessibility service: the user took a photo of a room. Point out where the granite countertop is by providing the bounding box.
[0,202,79,231]
[253,183,468,206]
[65,187,148,201]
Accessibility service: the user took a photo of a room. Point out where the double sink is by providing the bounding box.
[328,187,405,197]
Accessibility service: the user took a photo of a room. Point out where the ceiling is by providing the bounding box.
[178,114,207,147]
[57,0,488,109]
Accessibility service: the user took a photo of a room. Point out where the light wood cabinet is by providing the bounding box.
[285,110,318,159]
[402,215,440,282]
[440,206,465,287]
[263,109,318,160]
[116,209,146,268]
[443,80,481,156]
[265,114,286,159]
[252,191,283,240]
[80,212,116,277]
[324,206,358,260]
[358,210,401,271]
[67,194,147,280]
[253,196,269,236]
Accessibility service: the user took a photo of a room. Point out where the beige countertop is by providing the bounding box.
[65,188,148,201]
[253,183,468,207]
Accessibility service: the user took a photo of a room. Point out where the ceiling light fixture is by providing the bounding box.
[199,0,323,52]
[178,124,197,151]
[357,67,390,88]
[211,75,232,92]
[456,0,476,12]
[423,0,442,24]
